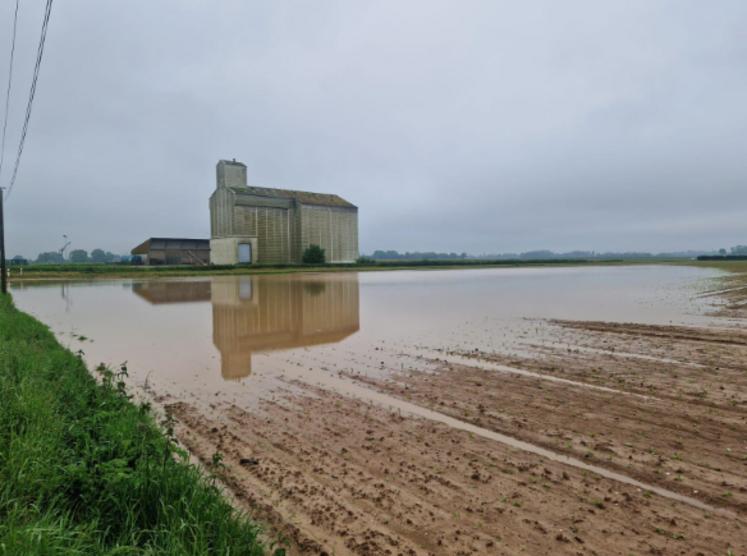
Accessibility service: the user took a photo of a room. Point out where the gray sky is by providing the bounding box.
[1,0,746,258]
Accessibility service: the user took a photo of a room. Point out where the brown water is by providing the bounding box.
[11,265,732,514]
[12,266,722,395]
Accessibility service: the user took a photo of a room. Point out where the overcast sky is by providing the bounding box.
[1,1,745,258]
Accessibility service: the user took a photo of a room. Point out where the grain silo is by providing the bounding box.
[209,159,359,265]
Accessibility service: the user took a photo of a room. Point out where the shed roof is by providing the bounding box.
[229,185,356,209]
[131,237,210,255]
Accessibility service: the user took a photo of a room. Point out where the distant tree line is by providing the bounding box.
[369,246,747,261]
[10,249,128,265]
[67,249,121,264]
[371,250,469,260]
[700,245,747,260]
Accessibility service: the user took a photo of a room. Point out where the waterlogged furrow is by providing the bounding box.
[170,391,744,556]
[264,360,731,516]
[526,342,706,368]
[419,348,651,399]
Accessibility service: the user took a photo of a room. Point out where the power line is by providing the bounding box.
[0,0,20,182]
[5,0,54,201]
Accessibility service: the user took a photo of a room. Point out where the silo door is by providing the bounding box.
[238,243,252,264]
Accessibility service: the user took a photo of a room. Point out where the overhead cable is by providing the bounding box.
[0,0,21,182]
[5,0,54,201]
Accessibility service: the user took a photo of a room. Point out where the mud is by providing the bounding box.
[167,391,743,555]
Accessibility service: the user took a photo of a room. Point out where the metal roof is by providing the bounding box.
[229,185,357,209]
[131,237,210,254]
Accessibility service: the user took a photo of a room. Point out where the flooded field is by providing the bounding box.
[12,265,747,555]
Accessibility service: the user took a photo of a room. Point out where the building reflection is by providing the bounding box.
[132,275,360,379]
[131,280,211,304]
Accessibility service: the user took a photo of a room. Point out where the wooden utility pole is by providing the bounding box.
[0,190,6,295]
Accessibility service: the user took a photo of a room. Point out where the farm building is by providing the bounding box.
[209,159,358,265]
[130,238,210,265]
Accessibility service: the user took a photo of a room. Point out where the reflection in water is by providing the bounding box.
[133,276,360,380]
[132,281,211,304]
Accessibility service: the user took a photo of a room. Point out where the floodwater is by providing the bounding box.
[11,265,722,403]
[10,265,736,519]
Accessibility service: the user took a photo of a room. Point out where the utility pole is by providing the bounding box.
[0,189,6,295]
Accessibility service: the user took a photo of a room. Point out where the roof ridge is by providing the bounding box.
[232,184,357,208]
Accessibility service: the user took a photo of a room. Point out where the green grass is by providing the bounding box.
[12,257,747,283]
[12,258,633,281]
[0,294,270,555]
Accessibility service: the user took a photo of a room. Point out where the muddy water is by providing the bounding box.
[10,266,719,398]
[12,265,720,389]
[11,265,730,518]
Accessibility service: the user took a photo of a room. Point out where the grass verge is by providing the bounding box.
[11,258,639,281]
[0,294,269,555]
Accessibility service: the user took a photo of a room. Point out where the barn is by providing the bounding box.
[209,159,358,265]
[130,238,210,265]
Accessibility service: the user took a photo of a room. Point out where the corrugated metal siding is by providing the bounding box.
[210,188,235,238]
[145,249,209,265]
[233,205,258,237]
[290,206,303,263]
[299,205,358,263]
[256,207,292,264]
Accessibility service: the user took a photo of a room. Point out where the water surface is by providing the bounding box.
[12,265,722,406]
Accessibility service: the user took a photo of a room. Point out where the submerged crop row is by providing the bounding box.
[0,295,270,555]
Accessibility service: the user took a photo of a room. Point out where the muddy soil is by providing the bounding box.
[354,357,747,513]
[159,270,747,555]
[167,391,744,556]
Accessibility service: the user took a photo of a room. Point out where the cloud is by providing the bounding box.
[1,0,745,257]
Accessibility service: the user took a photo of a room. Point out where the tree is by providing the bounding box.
[719,248,728,256]
[69,249,89,263]
[302,244,326,264]
[35,251,64,264]
[90,248,107,263]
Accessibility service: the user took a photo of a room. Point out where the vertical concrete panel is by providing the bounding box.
[256,207,291,264]
[209,188,237,239]
[298,205,358,263]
